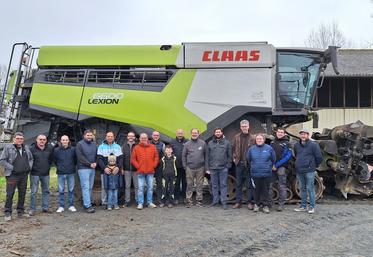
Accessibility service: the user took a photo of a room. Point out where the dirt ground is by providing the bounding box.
[0,195,373,257]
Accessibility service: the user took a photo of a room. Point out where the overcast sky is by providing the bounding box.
[0,0,372,67]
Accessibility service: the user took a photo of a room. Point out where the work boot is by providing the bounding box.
[232,203,241,209]
[263,206,270,214]
[247,203,254,210]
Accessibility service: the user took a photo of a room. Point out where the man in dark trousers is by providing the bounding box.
[151,130,165,205]
[170,129,188,205]
[0,132,33,221]
[269,128,292,211]
[294,128,323,214]
[29,134,54,216]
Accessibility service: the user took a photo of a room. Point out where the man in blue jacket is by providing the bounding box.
[53,135,77,213]
[269,128,292,211]
[294,129,323,214]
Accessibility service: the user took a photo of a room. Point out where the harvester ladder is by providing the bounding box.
[1,43,35,134]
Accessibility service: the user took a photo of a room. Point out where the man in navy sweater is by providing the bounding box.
[293,129,323,214]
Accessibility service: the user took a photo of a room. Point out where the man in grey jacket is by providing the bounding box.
[0,132,33,221]
[182,128,208,207]
[206,128,232,210]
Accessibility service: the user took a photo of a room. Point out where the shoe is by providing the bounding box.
[174,200,179,205]
[247,203,254,210]
[137,204,143,210]
[42,209,52,214]
[168,204,173,208]
[159,203,165,208]
[17,211,29,218]
[68,206,77,212]
[209,202,218,208]
[186,203,193,208]
[4,214,11,221]
[222,204,228,210]
[253,204,259,212]
[277,205,284,212]
[294,207,308,212]
[148,203,157,208]
[196,202,203,207]
[114,206,120,210]
[28,210,35,216]
[125,202,131,207]
[263,206,270,214]
[107,207,112,211]
[86,207,95,213]
[56,207,64,213]
[308,208,315,214]
[232,203,241,209]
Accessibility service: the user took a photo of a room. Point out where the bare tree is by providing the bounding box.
[304,22,354,49]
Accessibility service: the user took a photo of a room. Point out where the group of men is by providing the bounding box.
[1,119,322,221]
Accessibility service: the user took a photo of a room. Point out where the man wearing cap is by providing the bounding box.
[293,128,323,214]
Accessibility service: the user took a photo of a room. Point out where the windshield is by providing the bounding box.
[276,51,322,110]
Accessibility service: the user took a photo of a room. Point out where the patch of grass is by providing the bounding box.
[0,167,58,204]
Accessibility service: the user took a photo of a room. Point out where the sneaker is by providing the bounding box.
[68,206,77,212]
[4,214,11,221]
[137,204,143,210]
[277,205,284,212]
[107,207,112,211]
[148,203,157,208]
[42,209,52,214]
[232,203,241,209]
[159,203,165,208]
[263,206,270,214]
[247,203,254,210]
[86,207,95,213]
[186,203,193,208]
[114,206,120,210]
[17,211,30,218]
[253,204,259,212]
[294,207,308,212]
[168,203,173,208]
[125,202,131,207]
[56,207,65,213]
[222,204,228,210]
[196,202,203,207]
[28,210,35,216]
[308,208,315,214]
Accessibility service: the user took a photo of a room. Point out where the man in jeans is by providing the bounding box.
[53,135,77,213]
[294,128,323,214]
[131,133,159,210]
[121,131,138,207]
[232,120,254,209]
[170,129,188,205]
[29,134,54,215]
[97,131,123,208]
[0,132,33,221]
[182,128,208,207]
[76,130,97,213]
[207,128,232,210]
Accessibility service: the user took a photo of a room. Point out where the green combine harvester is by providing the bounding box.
[1,42,338,145]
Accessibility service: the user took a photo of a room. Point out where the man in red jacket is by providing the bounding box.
[131,133,159,210]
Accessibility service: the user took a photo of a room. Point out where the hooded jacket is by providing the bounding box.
[270,137,292,169]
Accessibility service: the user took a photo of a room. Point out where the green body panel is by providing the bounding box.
[5,71,17,102]
[79,70,206,138]
[29,83,83,113]
[38,45,181,67]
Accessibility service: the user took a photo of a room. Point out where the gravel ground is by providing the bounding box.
[0,196,373,257]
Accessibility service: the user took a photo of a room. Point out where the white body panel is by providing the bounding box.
[184,68,274,122]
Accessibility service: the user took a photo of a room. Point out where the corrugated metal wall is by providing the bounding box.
[300,109,373,132]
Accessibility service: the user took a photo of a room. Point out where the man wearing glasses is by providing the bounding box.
[29,134,54,216]
[0,132,34,221]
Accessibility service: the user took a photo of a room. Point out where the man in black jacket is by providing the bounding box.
[151,130,165,204]
[29,134,54,215]
[53,135,77,213]
[121,131,138,207]
[170,129,188,204]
